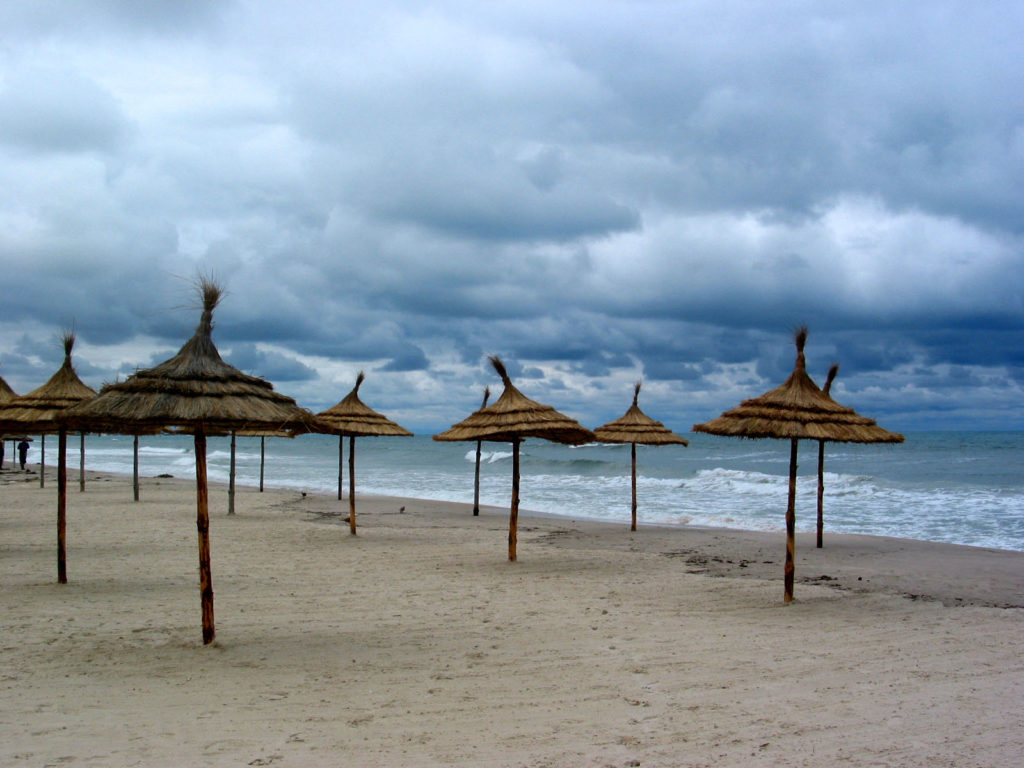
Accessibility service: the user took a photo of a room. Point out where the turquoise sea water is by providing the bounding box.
[71,431,1024,552]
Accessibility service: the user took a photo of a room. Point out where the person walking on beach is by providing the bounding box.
[18,439,29,470]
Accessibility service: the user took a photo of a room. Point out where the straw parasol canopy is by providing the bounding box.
[0,332,97,584]
[64,279,321,645]
[434,356,594,561]
[0,363,19,468]
[0,364,16,403]
[593,381,688,531]
[314,371,413,535]
[0,332,96,434]
[693,327,903,602]
[813,364,904,548]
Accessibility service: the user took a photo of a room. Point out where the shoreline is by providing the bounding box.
[2,468,1023,766]
[6,461,1024,608]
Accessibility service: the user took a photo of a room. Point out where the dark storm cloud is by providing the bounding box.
[222,343,317,382]
[0,0,1021,431]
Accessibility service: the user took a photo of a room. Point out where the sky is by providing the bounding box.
[1,0,1022,434]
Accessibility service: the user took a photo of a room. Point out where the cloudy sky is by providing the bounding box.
[1,0,1022,433]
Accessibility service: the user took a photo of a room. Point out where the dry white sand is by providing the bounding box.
[2,466,1023,767]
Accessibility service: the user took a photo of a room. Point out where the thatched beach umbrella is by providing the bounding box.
[0,364,18,469]
[0,333,97,584]
[593,381,688,531]
[234,428,294,495]
[814,364,904,548]
[64,280,320,644]
[693,327,902,602]
[0,365,16,402]
[0,335,95,491]
[434,357,594,561]
[473,386,491,516]
[314,372,413,535]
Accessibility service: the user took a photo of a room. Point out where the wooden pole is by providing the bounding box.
[79,432,86,492]
[348,435,357,535]
[40,433,45,488]
[630,442,638,532]
[509,438,520,561]
[227,431,236,516]
[784,438,798,603]
[816,440,825,548]
[342,436,350,501]
[57,427,67,584]
[195,428,215,645]
[133,435,140,501]
[473,439,483,516]
[474,387,491,516]
[259,436,265,492]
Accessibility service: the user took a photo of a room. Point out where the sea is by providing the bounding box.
[65,431,1024,553]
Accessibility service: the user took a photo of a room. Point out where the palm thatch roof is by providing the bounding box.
[692,327,904,603]
[692,328,904,444]
[434,357,594,445]
[0,364,17,404]
[594,381,687,531]
[818,364,903,443]
[313,371,411,536]
[61,278,320,645]
[64,281,319,436]
[434,357,593,561]
[0,332,96,434]
[594,382,688,446]
[315,372,413,437]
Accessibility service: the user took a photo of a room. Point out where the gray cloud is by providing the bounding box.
[0,0,1022,432]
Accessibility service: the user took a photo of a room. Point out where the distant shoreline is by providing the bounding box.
[10,462,1024,608]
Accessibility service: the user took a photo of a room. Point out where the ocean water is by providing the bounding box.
[70,431,1024,552]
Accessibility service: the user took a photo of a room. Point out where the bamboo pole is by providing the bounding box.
[259,436,265,492]
[348,435,356,535]
[509,437,520,561]
[473,439,483,516]
[79,432,85,492]
[816,440,825,548]
[337,435,344,500]
[630,442,638,531]
[227,431,236,516]
[195,428,215,645]
[133,435,140,501]
[784,438,798,603]
[57,427,67,584]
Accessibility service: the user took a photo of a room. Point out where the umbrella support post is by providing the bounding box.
[79,432,86,492]
[133,435,140,501]
[195,430,216,645]
[259,436,265,492]
[228,432,236,516]
[40,433,45,488]
[816,441,825,548]
[784,438,798,603]
[631,442,638,532]
[473,439,482,516]
[57,427,67,584]
[509,438,520,561]
[348,436,356,535]
[342,436,350,501]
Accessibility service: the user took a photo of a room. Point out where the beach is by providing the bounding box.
[2,467,1023,767]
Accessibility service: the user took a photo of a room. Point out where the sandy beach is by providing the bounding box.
[2,466,1022,767]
